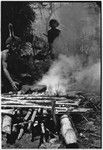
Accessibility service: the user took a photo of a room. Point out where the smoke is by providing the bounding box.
[38,54,100,95]
[37,2,101,95]
[74,61,100,94]
[38,54,82,94]
[52,3,100,62]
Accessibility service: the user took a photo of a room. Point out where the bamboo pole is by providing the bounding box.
[2,94,81,101]
[2,96,76,103]
[2,99,80,106]
[2,99,77,104]
[1,105,90,113]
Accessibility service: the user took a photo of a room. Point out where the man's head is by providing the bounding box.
[6,36,21,51]
[49,19,59,29]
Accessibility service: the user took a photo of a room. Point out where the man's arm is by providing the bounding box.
[2,50,18,91]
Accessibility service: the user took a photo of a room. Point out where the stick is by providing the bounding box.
[17,128,24,140]
[27,110,37,130]
[24,109,32,121]
[51,100,57,128]
[90,133,101,138]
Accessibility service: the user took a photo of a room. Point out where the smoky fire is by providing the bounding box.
[1,1,101,149]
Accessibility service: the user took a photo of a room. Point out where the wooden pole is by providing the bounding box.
[2,95,80,102]
[51,100,57,130]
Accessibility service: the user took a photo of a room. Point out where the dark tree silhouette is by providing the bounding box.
[1,1,35,50]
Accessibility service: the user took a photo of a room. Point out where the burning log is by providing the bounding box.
[2,90,83,99]
[20,84,47,94]
[2,115,12,134]
[60,114,77,146]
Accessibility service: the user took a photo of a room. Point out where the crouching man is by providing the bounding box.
[1,23,33,93]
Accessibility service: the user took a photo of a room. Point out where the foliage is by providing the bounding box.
[1,1,35,49]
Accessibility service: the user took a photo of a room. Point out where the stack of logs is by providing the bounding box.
[1,93,91,148]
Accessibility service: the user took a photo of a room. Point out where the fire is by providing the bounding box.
[37,54,100,95]
[37,54,81,95]
[38,73,67,95]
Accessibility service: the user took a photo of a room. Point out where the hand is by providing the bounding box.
[21,73,31,78]
[11,81,19,91]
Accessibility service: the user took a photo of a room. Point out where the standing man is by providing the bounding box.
[47,19,61,58]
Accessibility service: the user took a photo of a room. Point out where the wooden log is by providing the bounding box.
[27,110,37,130]
[33,120,38,127]
[2,91,82,98]
[2,98,79,104]
[2,115,12,134]
[1,104,91,113]
[12,124,17,132]
[41,123,45,134]
[1,109,14,115]
[17,128,24,140]
[60,114,77,145]
[41,123,46,143]
[20,84,47,94]
[2,92,82,99]
[13,121,27,127]
[24,109,32,121]
[1,104,70,112]
[2,98,80,107]
[2,96,76,102]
